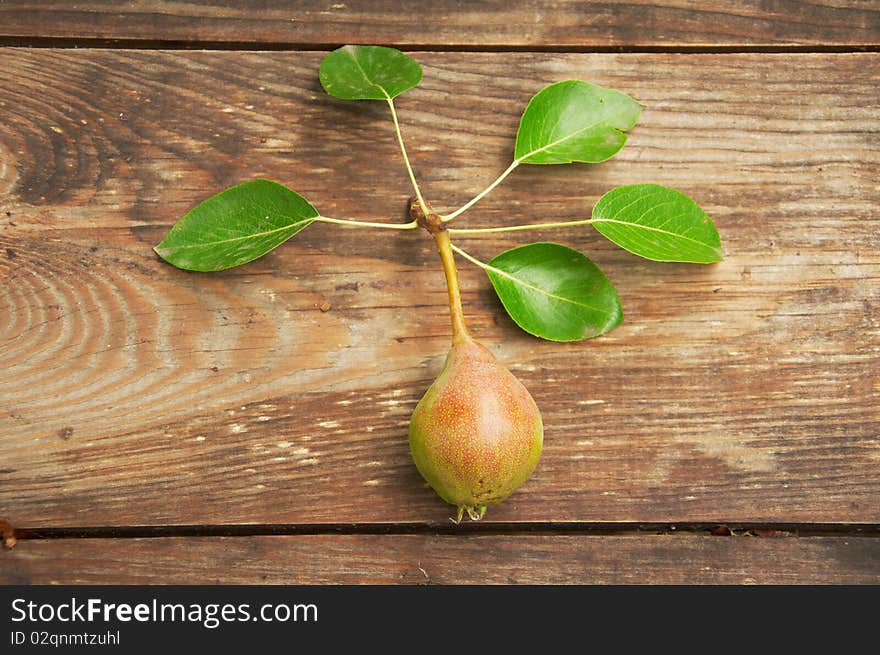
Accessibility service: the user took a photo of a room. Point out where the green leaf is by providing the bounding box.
[154,179,318,272]
[592,184,723,263]
[514,80,642,165]
[319,45,422,100]
[485,242,622,342]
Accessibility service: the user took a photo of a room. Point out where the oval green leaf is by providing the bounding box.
[485,242,622,342]
[154,179,318,272]
[319,45,422,100]
[514,80,642,165]
[592,184,723,263]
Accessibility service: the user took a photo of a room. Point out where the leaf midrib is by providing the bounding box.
[518,117,615,162]
[591,218,721,254]
[486,259,614,317]
[343,45,392,100]
[157,218,313,252]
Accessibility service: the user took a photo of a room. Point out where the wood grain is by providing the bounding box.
[2,534,878,584]
[0,1,878,48]
[1,51,878,527]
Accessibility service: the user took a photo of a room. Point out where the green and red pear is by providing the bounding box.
[409,335,543,521]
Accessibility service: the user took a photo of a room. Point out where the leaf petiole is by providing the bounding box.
[387,98,429,217]
[448,218,596,235]
[448,241,492,271]
[440,158,522,222]
[316,215,418,230]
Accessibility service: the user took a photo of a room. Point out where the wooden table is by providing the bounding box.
[1,2,878,585]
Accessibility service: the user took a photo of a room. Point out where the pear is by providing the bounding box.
[409,212,543,521]
[409,336,543,521]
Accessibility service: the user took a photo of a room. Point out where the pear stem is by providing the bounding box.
[433,227,471,344]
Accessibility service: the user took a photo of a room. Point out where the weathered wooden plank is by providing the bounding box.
[2,534,878,584]
[0,1,877,47]
[0,51,878,527]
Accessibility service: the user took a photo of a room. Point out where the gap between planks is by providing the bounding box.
[0,37,878,53]
[6,522,880,542]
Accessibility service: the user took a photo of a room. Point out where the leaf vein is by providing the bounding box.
[344,46,392,100]
[592,219,720,252]
[486,260,614,316]
[159,219,313,252]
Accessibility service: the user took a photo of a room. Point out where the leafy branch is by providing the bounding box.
[155,45,722,341]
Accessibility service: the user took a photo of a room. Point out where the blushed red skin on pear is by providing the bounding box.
[409,338,543,516]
